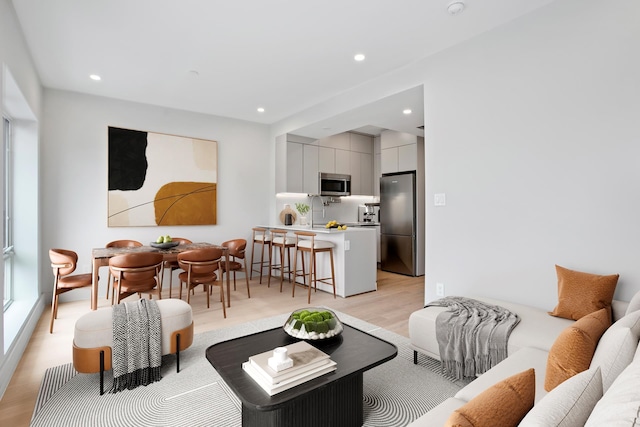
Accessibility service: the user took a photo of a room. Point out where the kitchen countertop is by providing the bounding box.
[258,224,376,234]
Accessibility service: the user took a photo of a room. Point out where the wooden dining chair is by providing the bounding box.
[104,239,143,301]
[178,247,226,318]
[109,252,164,304]
[221,238,250,300]
[162,237,192,298]
[49,248,94,333]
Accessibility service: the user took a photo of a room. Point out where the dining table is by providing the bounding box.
[90,242,230,310]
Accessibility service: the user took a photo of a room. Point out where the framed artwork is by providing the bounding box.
[108,126,218,227]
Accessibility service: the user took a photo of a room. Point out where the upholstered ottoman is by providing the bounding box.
[73,298,194,394]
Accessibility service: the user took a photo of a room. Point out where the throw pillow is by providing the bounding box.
[519,367,602,427]
[549,265,618,321]
[545,307,611,392]
[584,359,640,426]
[590,309,640,391]
[444,368,534,427]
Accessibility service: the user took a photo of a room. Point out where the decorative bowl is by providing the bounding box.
[150,241,180,249]
[283,308,343,340]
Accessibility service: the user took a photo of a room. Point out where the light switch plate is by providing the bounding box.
[434,193,446,206]
[344,240,350,251]
[436,283,444,296]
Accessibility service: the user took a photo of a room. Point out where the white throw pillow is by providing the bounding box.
[519,367,602,427]
[590,309,640,391]
[585,360,640,426]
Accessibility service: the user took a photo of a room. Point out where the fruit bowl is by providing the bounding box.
[150,241,179,249]
[283,308,343,340]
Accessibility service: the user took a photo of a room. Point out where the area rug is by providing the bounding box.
[31,310,469,427]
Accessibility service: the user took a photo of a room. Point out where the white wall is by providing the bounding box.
[275,0,640,311]
[41,89,272,303]
[423,0,640,308]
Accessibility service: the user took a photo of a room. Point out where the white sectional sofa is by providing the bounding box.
[407,293,640,426]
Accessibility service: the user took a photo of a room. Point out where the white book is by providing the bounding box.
[242,360,337,396]
[248,341,331,385]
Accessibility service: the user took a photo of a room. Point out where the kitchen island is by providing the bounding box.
[257,225,377,297]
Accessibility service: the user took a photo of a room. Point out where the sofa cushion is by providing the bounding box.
[626,290,640,316]
[584,358,640,426]
[545,307,611,391]
[445,368,534,427]
[519,367,602,427]
[548,265,618,321]
[455,347,549,404]
[590,309,640,391]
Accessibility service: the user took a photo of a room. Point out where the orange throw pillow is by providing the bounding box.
[445,368,535,427]
[548,265,618,321]
[545,307,611,392]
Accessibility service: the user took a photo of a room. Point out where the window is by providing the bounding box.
[3,116,13,310]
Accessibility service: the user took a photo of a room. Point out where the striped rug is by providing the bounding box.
[31,310,469,427]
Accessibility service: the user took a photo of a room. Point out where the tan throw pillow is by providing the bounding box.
[545,307,611,392]
[549,265,618,321]
[445,368,535,427]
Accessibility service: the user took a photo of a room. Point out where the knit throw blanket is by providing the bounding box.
[427,296,520,379]
[111,299,162,393]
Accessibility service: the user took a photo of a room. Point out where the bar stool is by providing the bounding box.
[268,229,296,292]
[292,231,336,304]
[249,227,272,285]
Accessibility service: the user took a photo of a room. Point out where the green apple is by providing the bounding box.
[156,235,164,244]
[164,235,172,243]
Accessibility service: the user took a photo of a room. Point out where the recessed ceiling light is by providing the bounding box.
[257,107,265,113]
[403,109,412,115]
[89,74,101,81]
[354,53,365,62]
[447,1,465,15]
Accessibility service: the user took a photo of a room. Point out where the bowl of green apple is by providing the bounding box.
[283,308,343,340]
[150,235,179,249]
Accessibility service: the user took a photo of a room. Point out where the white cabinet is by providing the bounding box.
[303,144,319,194]
[286,141,303,193]
[278,132,376,196]
[318,146,335,173]
[380,130,417,174]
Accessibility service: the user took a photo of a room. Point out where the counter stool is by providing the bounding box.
[268,229,296,292]
[292,231,336,304]
[249,227,272,285]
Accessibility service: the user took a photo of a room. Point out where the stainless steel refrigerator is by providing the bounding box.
[380,171,425,276]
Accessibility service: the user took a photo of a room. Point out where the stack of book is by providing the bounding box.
[242,341,337,395]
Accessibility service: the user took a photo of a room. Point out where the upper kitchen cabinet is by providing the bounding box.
[380,130,418,174]
[276,134,317,194]
[277,132,375,196]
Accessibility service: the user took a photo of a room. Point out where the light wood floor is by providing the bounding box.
[0,269,424,426]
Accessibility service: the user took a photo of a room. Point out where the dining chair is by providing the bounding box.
[221,238,250,300]
[178,247,226,318]
[162,237,192,298]
[49,248,94,333]
[109,252,164,304]
[104,239,143,301]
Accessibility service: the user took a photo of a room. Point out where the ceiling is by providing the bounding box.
[11,0,557,138]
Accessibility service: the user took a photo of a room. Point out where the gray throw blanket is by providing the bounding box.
[111,298,162,393]
[427,296,520,379]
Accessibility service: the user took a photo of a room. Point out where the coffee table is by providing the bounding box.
[205,323,397,427]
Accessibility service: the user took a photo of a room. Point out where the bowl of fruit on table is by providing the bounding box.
[283,308,343,340]
[150,234,179,249]
[325,220,348,230]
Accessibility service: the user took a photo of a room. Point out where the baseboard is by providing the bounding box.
[0,295,45,399]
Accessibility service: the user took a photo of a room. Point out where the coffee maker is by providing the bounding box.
[358,203,380,223]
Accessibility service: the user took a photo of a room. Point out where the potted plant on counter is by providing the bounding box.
[295,203,310,226]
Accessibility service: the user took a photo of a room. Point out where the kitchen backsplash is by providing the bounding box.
[276,194,379,226]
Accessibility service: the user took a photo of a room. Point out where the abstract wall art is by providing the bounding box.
[108,126,218,227]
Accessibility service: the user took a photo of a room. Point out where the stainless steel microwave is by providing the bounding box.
[319,172,351,197]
